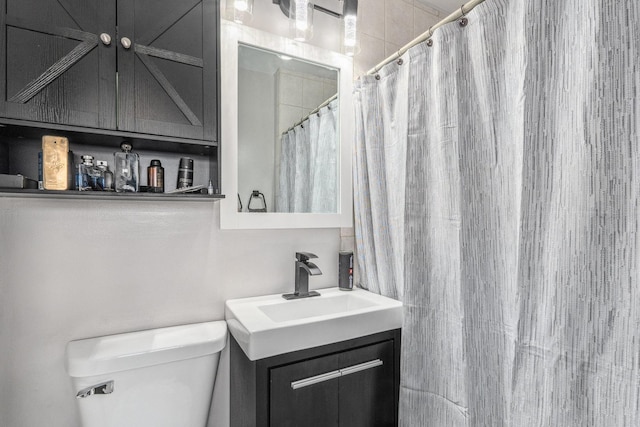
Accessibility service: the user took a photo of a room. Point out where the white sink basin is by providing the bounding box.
[225,287,403,361]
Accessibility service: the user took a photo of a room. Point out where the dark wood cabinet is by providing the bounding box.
[0,0,221,195]
[231,329,401,427]
[116,0,217,141]
[0,0,218,143]
[1,0,116,129]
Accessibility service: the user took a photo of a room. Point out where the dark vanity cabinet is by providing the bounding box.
[0,0,220,194]
[231,329,401,427]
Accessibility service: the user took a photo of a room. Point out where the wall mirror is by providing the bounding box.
[220,20,353,229]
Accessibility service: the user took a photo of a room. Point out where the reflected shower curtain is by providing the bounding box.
[353,0,640,425]
[276,99,338,212]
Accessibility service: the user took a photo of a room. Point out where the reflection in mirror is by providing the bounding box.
[237,44,339,213]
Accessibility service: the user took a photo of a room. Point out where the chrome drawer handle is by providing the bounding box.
[340,359,384,377]
[291,370,342,390]
[290,359,383,390]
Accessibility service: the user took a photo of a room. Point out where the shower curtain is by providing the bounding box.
[353,0,640,426]
[276,99,338,212]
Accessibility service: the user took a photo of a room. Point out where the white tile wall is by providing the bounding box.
[278,71,304,106]
[354,0,444,77]
[302,78,326,110]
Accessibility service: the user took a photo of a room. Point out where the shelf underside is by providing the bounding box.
[0,188,225,201]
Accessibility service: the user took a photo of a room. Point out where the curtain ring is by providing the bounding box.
[397,51,403,66]
[426,26,434,47]
[459,4,468,27]
[373,63,381,80]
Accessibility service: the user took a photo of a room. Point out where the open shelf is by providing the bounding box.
[0,188,225,202]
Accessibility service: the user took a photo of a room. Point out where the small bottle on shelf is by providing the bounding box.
[147,159,165,193]
[96,160,114,191]
[82,156,103,190]
[114,142,139,193]
[75,155,95,191]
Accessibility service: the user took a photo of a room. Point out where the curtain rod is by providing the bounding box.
[286,93,338,133]
[366,0,486,75]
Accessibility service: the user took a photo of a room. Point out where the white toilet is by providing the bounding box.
[65,321,227,427]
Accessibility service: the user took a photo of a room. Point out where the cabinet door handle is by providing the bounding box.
[291,370,342,390]
[289,359,383,390]
[339,359,384,377]
[121,37,132,49]
[100,33,112,46]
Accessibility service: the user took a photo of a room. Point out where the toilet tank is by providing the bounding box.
[65,321,227,427]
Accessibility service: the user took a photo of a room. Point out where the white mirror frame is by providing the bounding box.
[220,20,354,229]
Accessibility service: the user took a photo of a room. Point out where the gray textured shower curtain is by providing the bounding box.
[353,0,640,425]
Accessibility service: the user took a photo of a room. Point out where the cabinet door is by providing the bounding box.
[116,0,217,142]
[0,0,116,128]
[270,352,341,427]
[338,340,396,427]
[270,340,396,427]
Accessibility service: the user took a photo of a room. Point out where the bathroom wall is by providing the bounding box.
[0,197,340,427]
[354,0,444,77]
[222,0,444,79]
[0,1,440,426]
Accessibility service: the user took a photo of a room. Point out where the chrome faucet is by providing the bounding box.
[283,252,322,300]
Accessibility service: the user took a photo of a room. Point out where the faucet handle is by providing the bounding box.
[296,252,318,262]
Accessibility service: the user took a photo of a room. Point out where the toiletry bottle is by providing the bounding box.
[37,152,43,189]
[96,160,113,191]
[114,142,139,193]
[75,157,90,191]
[176,157,194,189]
[43,136,71,190]
[338,251,354,291]
[82,155,102,190]
[147,159,164,193]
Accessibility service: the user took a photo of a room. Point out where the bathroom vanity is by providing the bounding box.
[230,329,400,427]
[225,287,403,427]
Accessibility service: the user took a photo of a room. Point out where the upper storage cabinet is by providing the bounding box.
[0,0,217,143]
[117,0,216,141]
[1,0,116,130]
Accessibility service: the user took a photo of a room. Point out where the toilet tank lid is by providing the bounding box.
[65,321,228,378]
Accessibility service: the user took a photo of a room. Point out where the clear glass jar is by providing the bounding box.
[114,142,139,193]
[96,160,114,191]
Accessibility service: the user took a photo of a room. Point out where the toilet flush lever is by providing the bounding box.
[76,380,114,399]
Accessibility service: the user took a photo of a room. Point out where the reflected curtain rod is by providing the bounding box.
[366,0,486,75]
[285,93,338,133]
